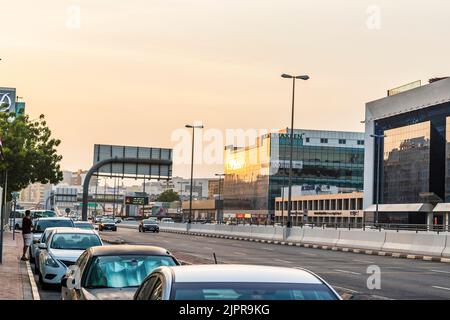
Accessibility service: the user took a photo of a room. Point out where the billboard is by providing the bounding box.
[93,144,172,179]
[124,196,149,205]
[0,87,16,114]
[387,80,421,97]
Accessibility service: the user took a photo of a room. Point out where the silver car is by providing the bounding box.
[134,264,342,300]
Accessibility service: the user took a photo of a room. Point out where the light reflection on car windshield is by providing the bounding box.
[86,255,177,288]
[50,233,101,250]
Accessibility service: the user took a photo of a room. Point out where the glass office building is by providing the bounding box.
[364,77,450,225]
[223,129,365,220]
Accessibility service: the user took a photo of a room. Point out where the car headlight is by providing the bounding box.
[44,255,59,268]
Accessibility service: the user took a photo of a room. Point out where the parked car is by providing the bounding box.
[74,221,98,231]
[38,228,103,289]
[30,217,75,263]
[139,219,160,233]
[33,227,72,275]
[98,219,117,231]
[30,210,57,219]
[160,218,174,224]
[61,245,180,300]
[9,210,25,230]
[115,217,122,224]
[134,265,342,300]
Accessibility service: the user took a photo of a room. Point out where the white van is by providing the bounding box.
[9,210,25,229]
[161,218,174,224]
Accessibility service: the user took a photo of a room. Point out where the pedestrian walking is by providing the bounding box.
[21,210,32,261]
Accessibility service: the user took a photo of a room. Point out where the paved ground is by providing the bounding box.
[99,226,450,300]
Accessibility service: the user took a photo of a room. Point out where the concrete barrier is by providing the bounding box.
[302,228,340,247]
[159,222,187,232]
[231,225,252,237]
[336,230,386,251]
[189,224,215,233]
[442,235,450,258]
[382,232,447,256]
[286,227,304,243]
[250,225,276,240]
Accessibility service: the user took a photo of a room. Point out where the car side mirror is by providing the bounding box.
[38,243,47,250]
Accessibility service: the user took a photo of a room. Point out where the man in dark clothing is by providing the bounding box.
[21,210,32,261]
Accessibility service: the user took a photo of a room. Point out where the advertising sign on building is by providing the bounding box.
[0,87,16,114]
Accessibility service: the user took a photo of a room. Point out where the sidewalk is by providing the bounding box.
[0,230,33,300]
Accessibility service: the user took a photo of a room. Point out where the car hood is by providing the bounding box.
[82,287,137,300]
[49,249,84,261]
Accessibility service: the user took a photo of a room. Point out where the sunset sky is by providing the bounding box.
[1,0,449,178]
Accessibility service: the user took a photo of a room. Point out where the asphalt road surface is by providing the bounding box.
[33,226,450,300]
[101,226,450,300]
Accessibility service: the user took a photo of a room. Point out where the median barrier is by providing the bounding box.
[442,235,450,258]
[301,228,340,247]
[250,225,276,240]
[188,224,215,234]
[273,226,284,241]
[159,222,187,232]
[230,225,252,237]
[336,230,386,251]
[214,224,233,236]
[286,227,304,243]
[381,232,447,257]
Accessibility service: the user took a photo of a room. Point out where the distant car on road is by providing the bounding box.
[30,217,75,263]
[98,219,117,232]
[9,210,25,230]
[134,265,341,300]
[74,221,98,231]
[139,219,160,233]
[38,228,103,289]
[160,218,174,224]
[61,245,180,300]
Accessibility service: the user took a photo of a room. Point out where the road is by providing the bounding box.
[34,226,450,300]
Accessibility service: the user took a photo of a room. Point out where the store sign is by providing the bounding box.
[0,87,16,114]
[236,213,245,219]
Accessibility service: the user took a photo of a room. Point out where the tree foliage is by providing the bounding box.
[156,189,180,202]
[0,112,63,200]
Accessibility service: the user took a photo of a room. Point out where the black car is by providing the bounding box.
[98,219,117,231]
[139,219,159,233]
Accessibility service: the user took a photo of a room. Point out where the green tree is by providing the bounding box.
[0,112,63,200]
[156,189,180,202]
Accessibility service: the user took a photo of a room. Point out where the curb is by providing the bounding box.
[158,229,450,264]
[25,261,40,300]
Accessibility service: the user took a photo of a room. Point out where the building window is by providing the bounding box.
[320,138,328,144]
[339,139,346,144]
[357,140,364,145]
[305,137,310,143]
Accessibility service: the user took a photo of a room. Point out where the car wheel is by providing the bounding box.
[39,273,49,290]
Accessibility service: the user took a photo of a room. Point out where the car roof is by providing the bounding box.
[35,217,71,221]
[163,265,324,284]
[87,245,173,257]
[52,227,97,235]
[74,221,91,224]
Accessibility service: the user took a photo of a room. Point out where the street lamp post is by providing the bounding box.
[370,134,386,226]
[215,173,225,223]
[186,124,204,224]
[281,74,309,228]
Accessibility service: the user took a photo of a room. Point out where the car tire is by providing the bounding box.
[39,273,50,290]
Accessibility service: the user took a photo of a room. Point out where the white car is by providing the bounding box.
[38,228,103,289]
[134,264,342,300]
[30,217,75,263]
[160,218,174,224]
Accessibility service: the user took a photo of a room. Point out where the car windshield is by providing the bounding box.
[50,233,102,250]
[171,282,338,300]
[143,220,157,224]
[102,219,115,224]
[75,223,94,230]
[85,255,177,289]
[32,211,57,218]
[34,219,74,233]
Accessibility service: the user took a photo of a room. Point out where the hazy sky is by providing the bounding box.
[1,0,449,178]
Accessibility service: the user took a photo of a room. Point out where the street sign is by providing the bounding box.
[65,208,71,214]
[0,87,16,114]
[93,144,172,179]
[125,196,149,205]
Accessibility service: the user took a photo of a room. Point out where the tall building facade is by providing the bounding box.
[364,77,450,225]
[223,129,365,219]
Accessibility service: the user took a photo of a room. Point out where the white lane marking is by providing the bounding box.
[233,251,247,256]
[332,285,360,294]
[203,247,213,250]
[334,269,362,275]
[371,295,394,300]
[232,243,243,247]
[352,259,374,264]
[263,247,274,251]
[430,269,450,274]
[298,252,318,256]
[274,259,292,264]
[432,286,450,291]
